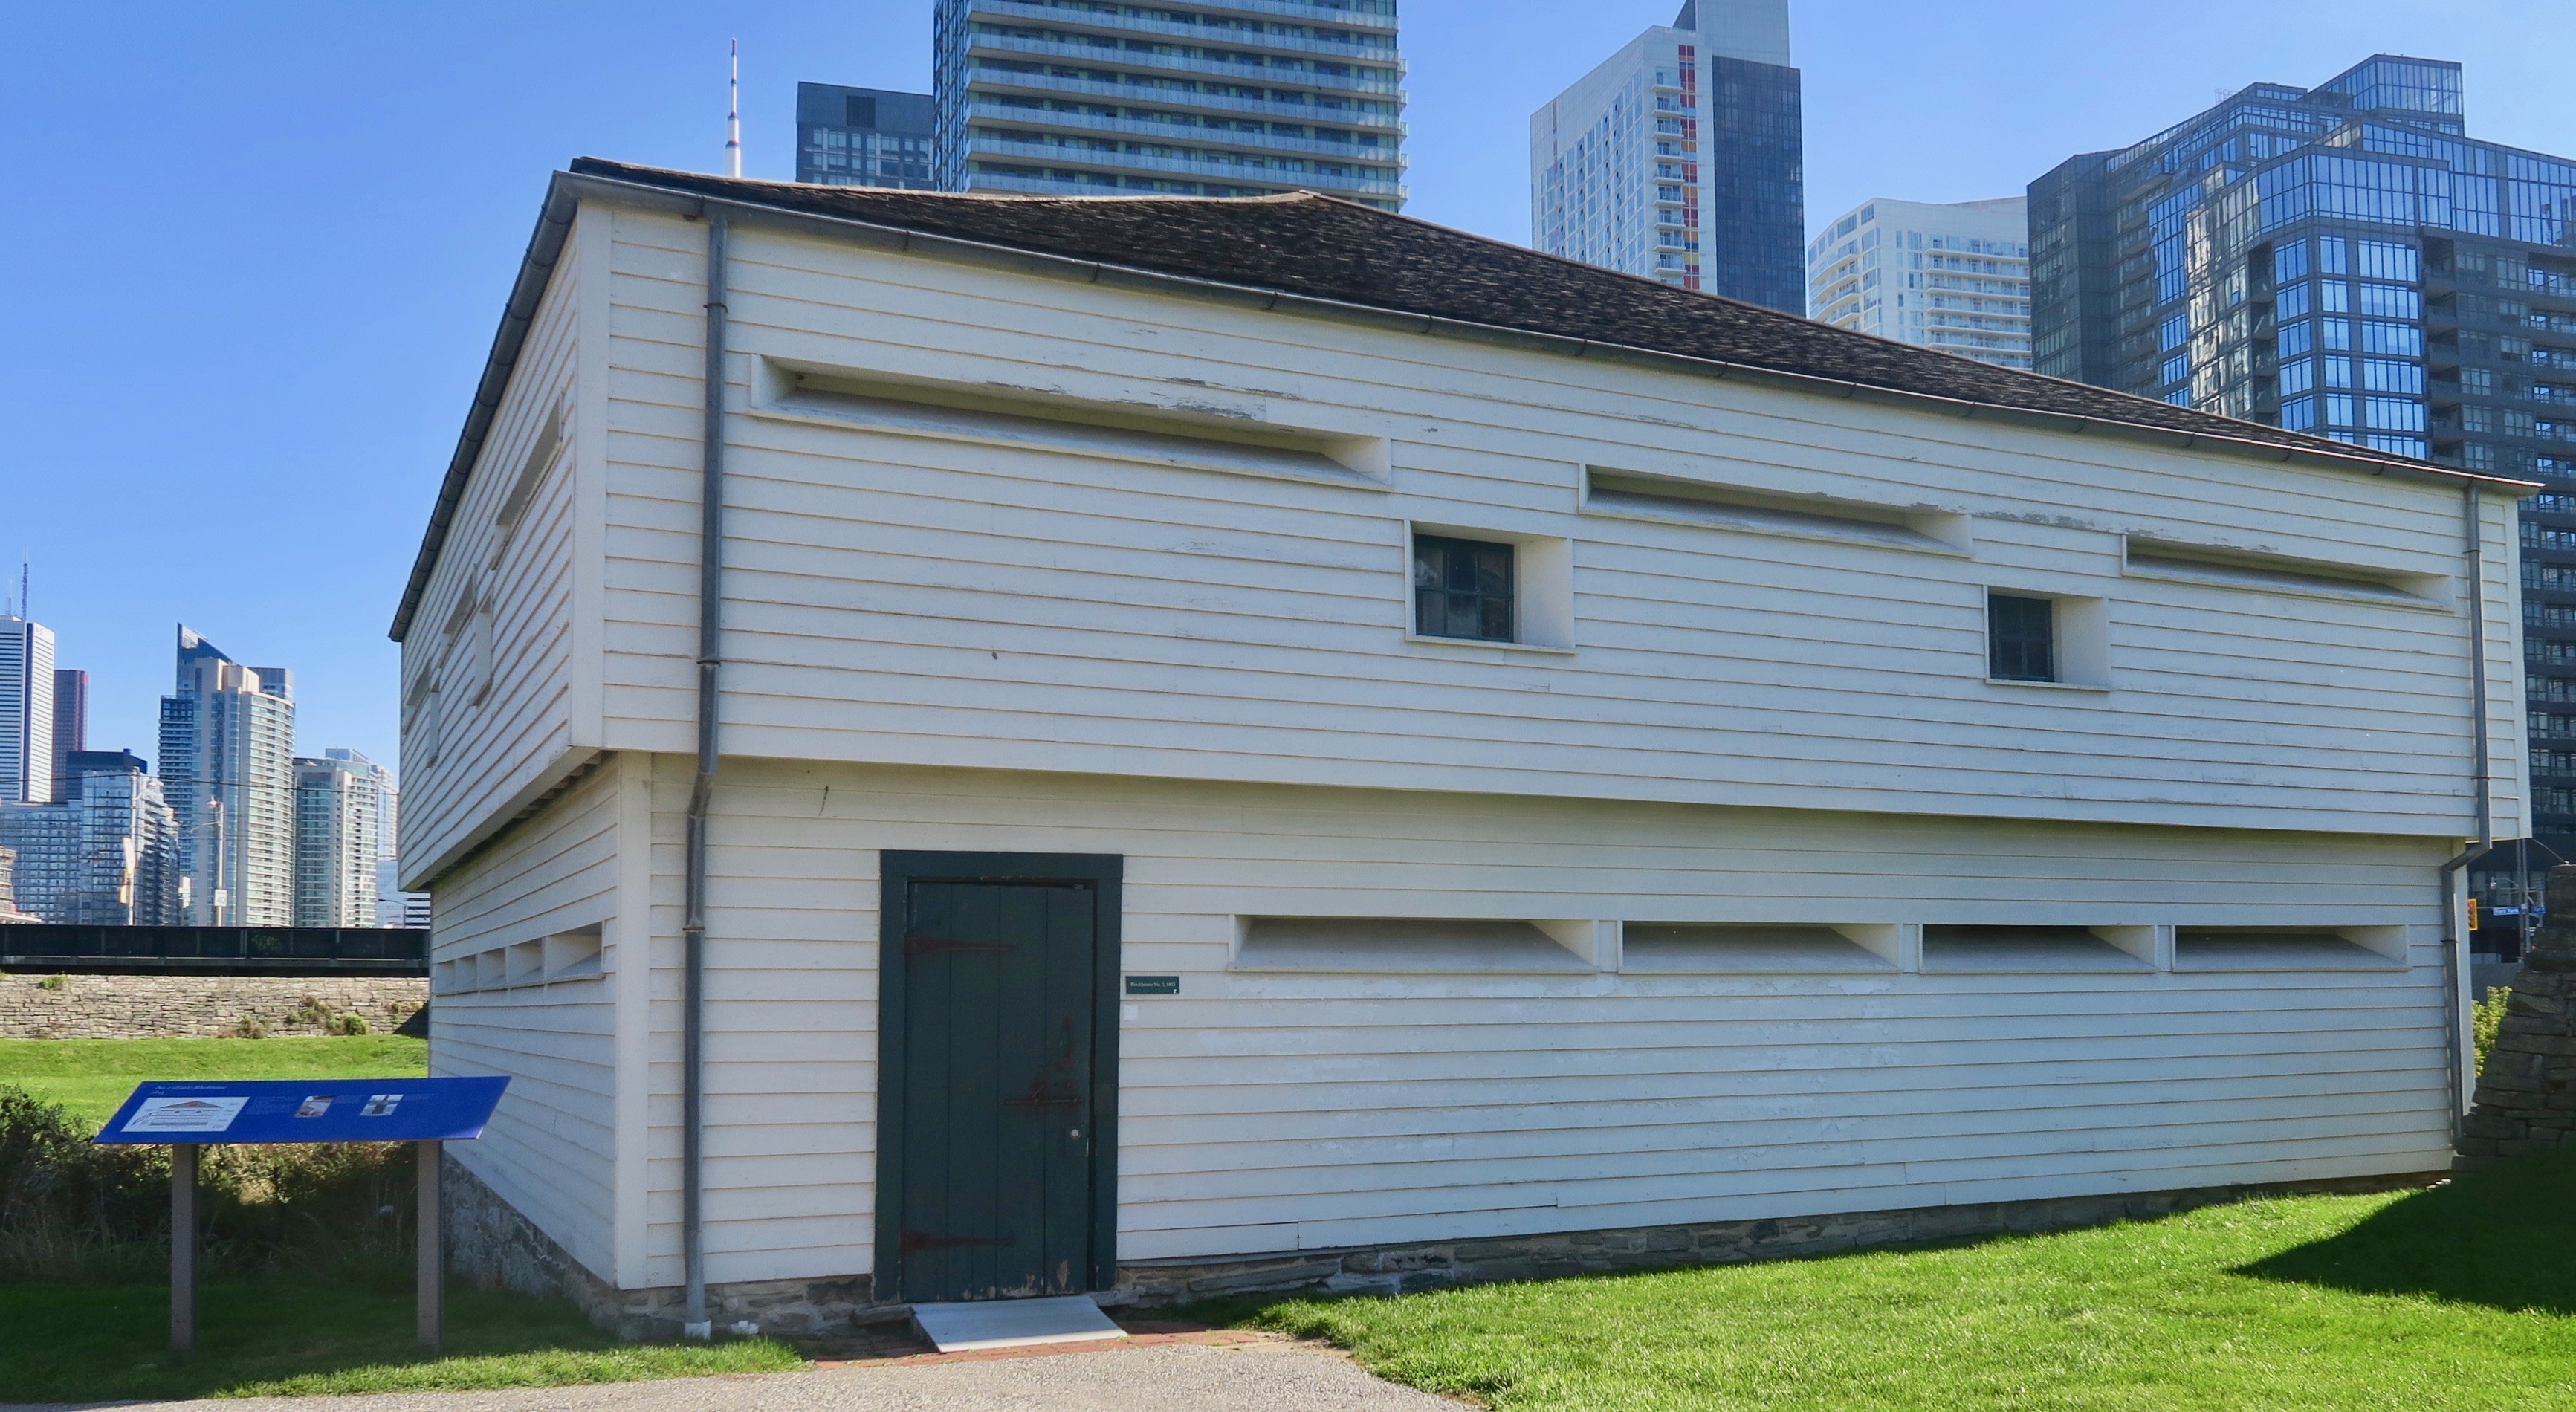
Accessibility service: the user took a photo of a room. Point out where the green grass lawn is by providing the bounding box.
[0,1278,802,1402]
[0,1037,798,1402]
[1238,1150,2576,1412]
[0,1036,427,1130]
[17,1038,2574,1407]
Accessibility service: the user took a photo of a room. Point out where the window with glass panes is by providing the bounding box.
[1412,534,1515,642]
[1987,592,2055,681]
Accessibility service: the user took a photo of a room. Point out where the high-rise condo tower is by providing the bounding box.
[933,0,1405,210]
[158,626,296,924]
[0,615,55,806]
[1532,0,1804,311]
[1807,198,2032,369]
[293,748,398,928]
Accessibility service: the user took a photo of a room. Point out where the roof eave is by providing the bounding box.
[392,169,2540,639]
[389,172,582,642]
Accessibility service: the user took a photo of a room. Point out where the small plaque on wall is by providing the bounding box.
[1124,975,1180,997]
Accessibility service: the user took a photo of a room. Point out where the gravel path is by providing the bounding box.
[7,1339,1463,1412]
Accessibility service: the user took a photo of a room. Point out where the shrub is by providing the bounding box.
[35,975,66,991]
[233,1017,271,1039]
[2476,986,2513,1076]
[0,1087,169,1282]
[0,1086,415,1285]
[336,1013,371,1037]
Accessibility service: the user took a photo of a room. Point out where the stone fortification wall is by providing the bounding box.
[2462,864,2576,1165]
[0,972,426,1039]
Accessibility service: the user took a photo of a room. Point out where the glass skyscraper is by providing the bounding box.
[932,0,1405,210]
[796,84,939,190]
[51,667,85,800]
[1531,0,1803,311]
[2030,54,2576,860]
[0,615,55,806]
[0,751,180,925]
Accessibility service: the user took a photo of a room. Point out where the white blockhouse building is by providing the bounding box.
[396,159,2528,1336]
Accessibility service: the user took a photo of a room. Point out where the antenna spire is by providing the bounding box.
[726,40,742,178]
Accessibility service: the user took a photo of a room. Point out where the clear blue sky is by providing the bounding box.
[4,1,2568,781]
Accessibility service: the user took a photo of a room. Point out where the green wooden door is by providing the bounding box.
[892,877,1100,1302]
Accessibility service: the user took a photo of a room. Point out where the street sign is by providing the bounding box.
[94,1075,508,1356]
[94,1078,507,1145]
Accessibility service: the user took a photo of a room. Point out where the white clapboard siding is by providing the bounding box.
[430,763,622,1280]
[595,756,2454,1289]
[401,184,2508,1299]
[398,213,592,880]
[566,208,2524,841]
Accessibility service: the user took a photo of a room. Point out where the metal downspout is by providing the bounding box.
[2440,479,2495,1145]
[682,213,728,1341]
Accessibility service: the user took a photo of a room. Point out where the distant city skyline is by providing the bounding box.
[7,1,2570,776]
[0,614,410,926]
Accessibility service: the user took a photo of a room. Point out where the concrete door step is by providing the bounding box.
[910,1295,1127,1352]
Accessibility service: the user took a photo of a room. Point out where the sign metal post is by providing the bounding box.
[418,1139,443,1347]
[170,1142,197,1354]
[94,1077,508,1357]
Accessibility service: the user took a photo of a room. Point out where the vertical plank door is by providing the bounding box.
[895,878,1098,1301]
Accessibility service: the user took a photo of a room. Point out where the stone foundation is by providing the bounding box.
[1110,1170,2439,1304]
[2460,864,2576,1165]
[444,1154,2435,1338]
[441,1155,880,1340]
[0,972,426,1039]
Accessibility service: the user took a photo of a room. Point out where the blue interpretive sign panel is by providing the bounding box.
[94,1077,509,1145]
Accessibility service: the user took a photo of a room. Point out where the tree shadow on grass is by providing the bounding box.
[2237,1147,2576,1315]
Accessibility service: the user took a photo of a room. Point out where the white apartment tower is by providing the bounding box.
[0,616,56,805]
[158,626,297,925]
[1806,197,2033,369]
[933,0,1405,210]
[1531,0,1805,312]
[294,747,401,928]
[294,751,390,928]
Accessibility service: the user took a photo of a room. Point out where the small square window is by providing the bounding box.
[1413,534,1514,642]
[1988,592,2055,682]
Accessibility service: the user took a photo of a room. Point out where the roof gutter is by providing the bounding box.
[392,169,2540,641]
[2439,479,2498,1150]
[677,210,728,1342]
